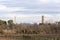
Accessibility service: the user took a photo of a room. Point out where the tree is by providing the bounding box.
[8,20,14,29]
[0,20,7,31]
[0,20,7,25]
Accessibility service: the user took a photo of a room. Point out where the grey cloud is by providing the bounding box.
[0,0,60,14]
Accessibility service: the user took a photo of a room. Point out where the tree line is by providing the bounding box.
[0,20,60,34]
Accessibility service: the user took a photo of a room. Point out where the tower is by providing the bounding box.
[42,16,44,24]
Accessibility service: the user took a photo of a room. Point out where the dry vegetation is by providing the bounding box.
[0,19,60,35]
[0,38,15,40]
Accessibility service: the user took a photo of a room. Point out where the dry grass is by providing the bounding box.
[0,38,15,40]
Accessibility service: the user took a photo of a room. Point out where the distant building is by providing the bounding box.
[42,16,44,24]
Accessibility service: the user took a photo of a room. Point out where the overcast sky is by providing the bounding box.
[0,0,60,23]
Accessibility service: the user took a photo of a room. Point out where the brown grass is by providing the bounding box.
[0,38,15,40]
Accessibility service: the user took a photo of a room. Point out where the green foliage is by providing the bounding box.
[8,20,13,24]
[8,20,15,29]
[0,20,7,25]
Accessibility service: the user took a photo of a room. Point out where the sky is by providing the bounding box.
[0,0,60,23]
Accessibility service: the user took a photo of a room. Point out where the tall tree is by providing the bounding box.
[8,20,14,29]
